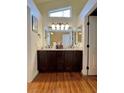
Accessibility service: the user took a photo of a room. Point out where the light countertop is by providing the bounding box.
[38,48,83,51]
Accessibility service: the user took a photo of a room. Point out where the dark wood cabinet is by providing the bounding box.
[47,51,56,71]
[37,50,82,72]
[64,51,73,71]
[56,51,65,72]
[37,51,48,72]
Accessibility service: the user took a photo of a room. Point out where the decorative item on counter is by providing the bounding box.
[56,42,63,49]
[53,42,57,49]
[59,42,63,49]
[56,42,59,49]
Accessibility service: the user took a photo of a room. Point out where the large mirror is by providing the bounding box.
[45,26,82,49]
[45,31,73,49]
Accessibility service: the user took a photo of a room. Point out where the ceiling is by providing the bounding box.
[34,0,88,16]
[40,0,56,3]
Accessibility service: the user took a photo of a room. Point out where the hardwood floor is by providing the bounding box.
[28,72,97,93]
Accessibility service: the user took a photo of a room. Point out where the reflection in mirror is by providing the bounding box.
[78,31,82,42]
[72,26,82,48]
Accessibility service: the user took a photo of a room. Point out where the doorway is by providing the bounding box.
[86,8,97,75]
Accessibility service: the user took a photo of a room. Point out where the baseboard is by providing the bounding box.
[32,70,38,81]
[28,70,38,83]
[81,69,87,76]
[87,75,97,77]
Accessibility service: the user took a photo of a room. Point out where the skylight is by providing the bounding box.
[49,7,71,18]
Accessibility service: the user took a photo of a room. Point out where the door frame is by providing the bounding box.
[80,1,97,75]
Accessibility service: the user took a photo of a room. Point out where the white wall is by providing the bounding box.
[27,0,43,82]
[79,0,97,75]
[27,6,31,82]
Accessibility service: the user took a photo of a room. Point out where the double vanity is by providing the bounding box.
[37,49,83,72]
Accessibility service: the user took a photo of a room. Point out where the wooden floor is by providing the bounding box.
[28,72,97,93]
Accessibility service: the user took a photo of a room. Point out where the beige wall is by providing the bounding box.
[27,0,43,82]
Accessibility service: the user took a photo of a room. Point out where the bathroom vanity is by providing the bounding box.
[37,49,83,72]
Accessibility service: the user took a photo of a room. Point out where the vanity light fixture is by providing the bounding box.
[51,23,55,30]
[56,23,60,30]
[50,23,70,31]
[61,23,64,30]
[65,23,69,30]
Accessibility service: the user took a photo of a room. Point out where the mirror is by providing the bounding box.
[72,26,82,48]
[73,26,82,44]
[46,31,73,48]
[45,26,82,49]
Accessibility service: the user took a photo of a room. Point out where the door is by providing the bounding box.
[88,16,97,75]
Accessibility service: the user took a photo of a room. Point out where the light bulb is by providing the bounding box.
[50,32,54,35]
[65,23,69,30]
[56,23,60,30]
[51,23,55,30]
[61,24,64,30]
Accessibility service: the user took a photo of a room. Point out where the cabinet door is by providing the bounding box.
[56,51,64,72]
[47,51,56,72]
[64,51,82,72]
[37,51,48,72]
[72,51,82,71]
[64,51,73,71]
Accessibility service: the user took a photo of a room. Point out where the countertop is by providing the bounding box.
[38,48,83,51]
